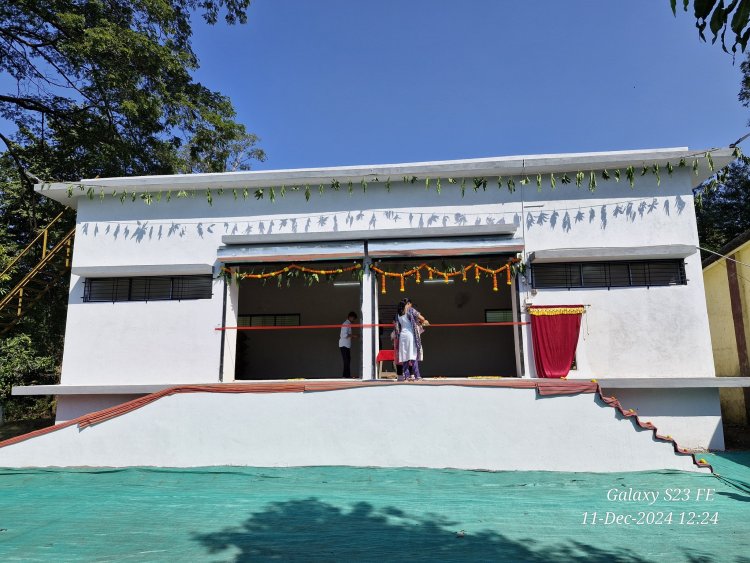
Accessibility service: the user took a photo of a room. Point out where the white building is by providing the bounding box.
[4,146,746,472]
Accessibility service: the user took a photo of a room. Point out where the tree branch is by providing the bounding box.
[0,94,61,116]
[0,131,38,229]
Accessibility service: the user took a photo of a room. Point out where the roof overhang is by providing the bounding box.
[218,225,521,263]
[35,147,736,208]
[221,223,518,246]
[72,263,214,277]
[529,245,697,263]
[218,242,365,263]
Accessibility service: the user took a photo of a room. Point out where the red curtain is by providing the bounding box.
[529,305,584,378]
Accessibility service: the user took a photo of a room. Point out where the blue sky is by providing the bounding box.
[189,0,750,170]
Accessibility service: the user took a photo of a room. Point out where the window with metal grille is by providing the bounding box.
[485,309,514,322]
[238,314,301,327]
[531,260,687,289]
[83,275,213,302]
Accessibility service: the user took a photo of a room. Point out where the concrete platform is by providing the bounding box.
[0,384,708,472]
[13,377,750,396]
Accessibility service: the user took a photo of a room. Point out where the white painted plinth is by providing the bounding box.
[0,386,705,472]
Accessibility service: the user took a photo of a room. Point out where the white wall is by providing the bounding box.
[600,387,724,450]
[61,274,225,385]
[0,386,707,472]
[515,170,714,379]
[55,394,144,423]
[63,167,712,384]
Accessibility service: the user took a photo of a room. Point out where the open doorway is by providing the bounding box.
[373,255,519,377]
[234,261,362,380]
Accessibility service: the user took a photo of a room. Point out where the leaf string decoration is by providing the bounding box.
[626,166,635,188]
[58,149,738,206]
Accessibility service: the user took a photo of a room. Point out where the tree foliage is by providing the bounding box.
[695,45,750,255]
[674,0,750,53]
[697,159,750,254]
[0,0,264,229]
[0,1,263,419]
[0,334,57,420]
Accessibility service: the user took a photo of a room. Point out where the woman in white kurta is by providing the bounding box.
[394,297,429,381]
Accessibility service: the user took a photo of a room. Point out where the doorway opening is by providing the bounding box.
[373,255,519,377]
[233,261,362,380]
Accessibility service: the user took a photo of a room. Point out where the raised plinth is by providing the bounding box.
[0,383,708,473]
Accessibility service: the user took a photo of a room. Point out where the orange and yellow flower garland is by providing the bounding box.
[231,263,361,280]
[370,260,519,294]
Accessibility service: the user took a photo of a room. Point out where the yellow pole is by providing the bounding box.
[42,228,48,259]
[16,287,23,317]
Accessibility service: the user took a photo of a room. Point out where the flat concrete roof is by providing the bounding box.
[35,146,736,208]
[13,377,750,396]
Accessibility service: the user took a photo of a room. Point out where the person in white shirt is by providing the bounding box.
[339,311,358,378]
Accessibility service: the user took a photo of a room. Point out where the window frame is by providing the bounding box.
[530,259,687,290]
[83,275,214,302]
[237,314,301,327]
[485,309,514,323]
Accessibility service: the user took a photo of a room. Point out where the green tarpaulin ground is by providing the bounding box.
[0,453,748,562]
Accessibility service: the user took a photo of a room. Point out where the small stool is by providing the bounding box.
[375,349,396,379]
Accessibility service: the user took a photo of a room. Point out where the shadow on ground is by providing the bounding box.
[193,498,679,562]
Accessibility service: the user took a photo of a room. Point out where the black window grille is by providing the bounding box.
[531,260,687,289]
[485,309,514,322]
[83,275,213,302]
[238,314,301,327]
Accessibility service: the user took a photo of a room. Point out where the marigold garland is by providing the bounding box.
[231,263,361,280]
[370,260,519,294]
[528,306,585,316]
